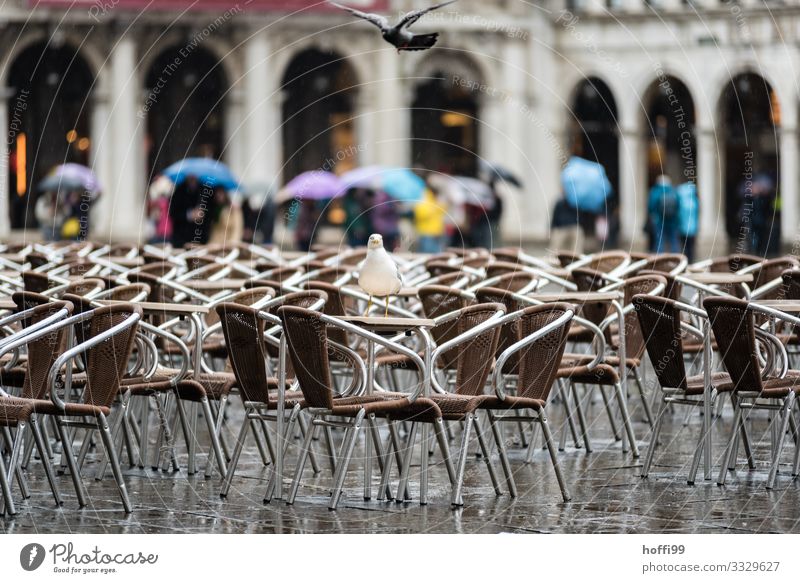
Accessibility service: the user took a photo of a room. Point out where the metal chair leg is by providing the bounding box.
[598,386,621,441]
[264,405,300,502]
[688,391,718,485]
[487,410,517,497]
[396,421,418,502]
[541,414,571,502]
[55,419,87,507]
[202,398,227,479]
[473,415,501,496]
[287,414,318,504]
[451,413,474,506]
[31,416,62,506]
[614,382,639,458]
[634,368,655,428]
[0,440,16,516]
[433,418,455,485]
[571,383,592,452]
[642,397,668,478]
[329,410,365,510]
[98,413,133,513]
[767,392,795,489]
[717,396,742,486]
[220,413,251,498]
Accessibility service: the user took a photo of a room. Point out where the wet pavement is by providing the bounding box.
[2,393,800,534]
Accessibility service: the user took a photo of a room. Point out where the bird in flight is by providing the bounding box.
[329,0,457,51]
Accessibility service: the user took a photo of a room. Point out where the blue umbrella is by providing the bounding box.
[339,165,387,191]
[561,156,611,213]
[379,168,426,203]
[162,158,240,191]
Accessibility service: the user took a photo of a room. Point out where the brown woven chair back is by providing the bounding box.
[485,261,523,278]
[304,281,349,346]
[125,272,170,303]
[571,267,613,330]
[80,304,142,409]
[557,251,581,268]
[641,253,686,275]
[64,278,105,298]
[492,247,522,264]
[278,305,334,409]
[23,271,53,294]
[703,296,763,394]
[135,261,176,279]
[781,269,800,300]
[339,249,368,266]
[310,266,351,284]
[633,294,688,390]
[623,274,667,360]
[515,302,573,401]
[584,251,629,274]
[216,303,274,404]
[105,283,151,301]
[726,253,765,273]
[490,271,537,292]
[749,257,800,294]
[262,266,303,283]
[20,300,73,399]
[205,287,275,327]
[425,260,462,278]
[639,270,682,301]
[12,291,51,313]
[419,285,474,369]
[475,287,524,371]
[450,303,503,396]
[26,252,50,269]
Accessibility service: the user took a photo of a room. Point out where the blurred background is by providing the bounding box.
[0,0,792,256]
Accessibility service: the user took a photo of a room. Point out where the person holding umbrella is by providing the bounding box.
[36,163,101,241]
[169,174,211,247]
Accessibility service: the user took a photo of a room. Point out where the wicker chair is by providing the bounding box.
[704,296,800,489]
[0,304,142,514]
[635,294,732,483]
[276,305,454,509]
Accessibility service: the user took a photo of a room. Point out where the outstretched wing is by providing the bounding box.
[398,0,457,30]
[329,1,390,30]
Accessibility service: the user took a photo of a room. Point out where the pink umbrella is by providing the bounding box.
[277,171,345,203]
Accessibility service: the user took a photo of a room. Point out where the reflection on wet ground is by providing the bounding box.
[3,395,799,534]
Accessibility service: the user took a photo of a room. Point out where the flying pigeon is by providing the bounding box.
[329,0,457,51]
[358,234,403,316]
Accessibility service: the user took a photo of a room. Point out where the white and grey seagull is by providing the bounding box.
[329,0,457,51]
[359,234,403,317]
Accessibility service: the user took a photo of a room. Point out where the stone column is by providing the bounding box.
[618,125,644,245]
[241,29,275,187]
[374,47,409,167]
[98,33,145,242]
[0,96,10,238]
[696,126,722,254]
[780,126,799,248]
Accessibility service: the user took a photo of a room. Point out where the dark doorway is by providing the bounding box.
[720,73,780,256]
[145,46,227,179]
[6,42,94,228]
[411,72,479,176]
[281,49,358,180]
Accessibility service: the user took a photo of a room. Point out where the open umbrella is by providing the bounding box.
[38,163,102,200]
[479,160,523,188]
[452,176,496,210]
[379,168,425,203]
[162,158,240,191]
[339,165,387,191]
[276,170,345,204]
[561,156,611,213]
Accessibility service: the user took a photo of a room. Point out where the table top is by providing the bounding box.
[340,315,435,331]
[682,273,753,284]
[97,300,209,315]
[529,291,623,303]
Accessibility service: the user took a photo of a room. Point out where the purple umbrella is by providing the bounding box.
[340,165,387,191]
[277,171,345,203]
[38,163,102,200]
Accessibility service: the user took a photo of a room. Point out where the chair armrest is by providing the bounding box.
[46,309,141,412]
[492,309,575,400]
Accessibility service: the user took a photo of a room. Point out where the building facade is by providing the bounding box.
[0,0,795,253]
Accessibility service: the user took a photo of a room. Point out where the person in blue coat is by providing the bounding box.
[647,175,680,253]
[676,181,699,262]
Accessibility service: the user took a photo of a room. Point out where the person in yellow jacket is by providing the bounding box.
[414,188,447,253]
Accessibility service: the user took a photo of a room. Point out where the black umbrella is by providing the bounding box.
[479,160,523,188]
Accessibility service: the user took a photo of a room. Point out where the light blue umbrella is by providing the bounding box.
[378,168,426,203]
[561,156,611,213]
[340,165,387,191]
[162,158,240,191]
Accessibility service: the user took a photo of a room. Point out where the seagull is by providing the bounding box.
[329,0,457,51]
[359,234,403,316]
